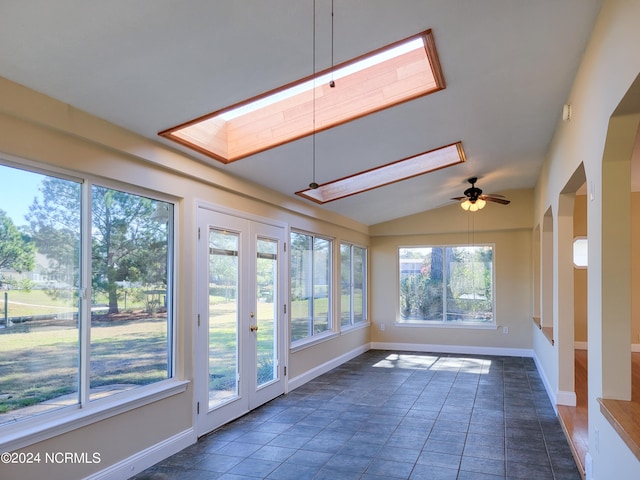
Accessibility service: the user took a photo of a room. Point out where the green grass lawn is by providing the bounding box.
[0,315,168,414]
[0,288,154,318]
[208,298,277,395]
[0,289,77,318]
[0,292,360,416]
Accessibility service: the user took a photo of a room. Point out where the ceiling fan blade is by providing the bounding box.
[483,196,511,205]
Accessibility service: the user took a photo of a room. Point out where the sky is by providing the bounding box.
[0,164,44,227]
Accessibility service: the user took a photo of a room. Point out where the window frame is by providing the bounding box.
[573,236,588,268]
[0,157,185,454]
[397,243,496,328]
[289,229,334,349]
[340,242,368,330]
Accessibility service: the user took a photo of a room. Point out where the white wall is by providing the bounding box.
[533,0,640,477]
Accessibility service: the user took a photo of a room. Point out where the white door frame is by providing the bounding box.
[195,203,288,436]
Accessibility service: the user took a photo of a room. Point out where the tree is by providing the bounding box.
[28,178,168,314]
[91,186,168,314]
[0,210,36,282]
[26,178,81,293]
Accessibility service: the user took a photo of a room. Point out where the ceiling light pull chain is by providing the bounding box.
[309,0,319,189]
[468,211,476,246]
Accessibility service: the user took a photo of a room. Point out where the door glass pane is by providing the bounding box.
[208,229,239,408]
[256,237,277,387]
[0,166,81,423]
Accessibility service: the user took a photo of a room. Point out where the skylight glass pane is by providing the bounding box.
[159,30,444,163]
[296,142,465,203]
[219,37,426,121]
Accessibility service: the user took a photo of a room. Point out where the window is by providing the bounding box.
[340,243,367,327]
[573,237,588,268]
[290,231,332,344]
[0,162,174,427]
[160,30,444,163]
[399,245,494,325]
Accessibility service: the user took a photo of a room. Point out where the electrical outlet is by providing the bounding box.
[503,326,509,334]
[380,323,385,331]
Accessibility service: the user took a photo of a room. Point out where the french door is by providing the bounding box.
[196,208,286,436]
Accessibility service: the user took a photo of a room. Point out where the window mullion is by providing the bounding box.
[79,181,92,407]
[350,247,355,326]
[442,248,447,323]
[310,239,315,338]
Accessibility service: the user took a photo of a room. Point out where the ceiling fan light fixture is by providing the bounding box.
[460,197,486,212]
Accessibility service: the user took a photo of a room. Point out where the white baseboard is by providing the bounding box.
[85,428,196,480]
[532,350,557,414]
[369,342,533,358]
[557,390,577,407]
[585,451,594,480]
[576,342,639,352]
[287,343,370,391]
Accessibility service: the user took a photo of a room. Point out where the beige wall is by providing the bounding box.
[369,189,534,352]
[0,76,370,479]
[574,195,588,343]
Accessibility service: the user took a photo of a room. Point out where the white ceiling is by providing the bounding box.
[0,0,603,225]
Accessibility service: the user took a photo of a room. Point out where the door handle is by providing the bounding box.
[250,325,259,332]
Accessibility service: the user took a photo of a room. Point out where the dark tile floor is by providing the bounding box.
[131,350,581,480]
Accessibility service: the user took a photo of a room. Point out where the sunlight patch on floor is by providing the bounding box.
[373,353,492,374]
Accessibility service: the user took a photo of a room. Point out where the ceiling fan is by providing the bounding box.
[452,177,511,211]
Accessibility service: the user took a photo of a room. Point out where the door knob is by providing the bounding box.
[250,325,259,332]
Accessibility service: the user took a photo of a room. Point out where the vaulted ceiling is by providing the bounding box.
[0,0,603,225]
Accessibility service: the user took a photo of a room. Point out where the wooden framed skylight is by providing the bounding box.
[296,142,465,204]
[159,29,445,163]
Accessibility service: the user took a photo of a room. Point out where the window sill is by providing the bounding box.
[598,397,640,461]
[290,331,340,353]
[533,316,554,345]
[340,321,371,335]
[395,321,497,330]
[1,379,190,454]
